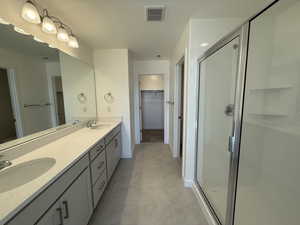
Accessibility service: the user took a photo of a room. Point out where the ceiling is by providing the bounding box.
[0,24,59,61]
[39,0,274,60]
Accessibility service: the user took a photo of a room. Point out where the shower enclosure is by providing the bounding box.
[195,1,300,225]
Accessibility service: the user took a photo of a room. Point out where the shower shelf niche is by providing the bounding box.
[249,85,293,92]
[248,112,288,117]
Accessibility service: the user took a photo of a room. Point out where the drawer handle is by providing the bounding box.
[56,207,63,225]
[97,161,105,170]
[62,200,69,219]
[99,180,106,190]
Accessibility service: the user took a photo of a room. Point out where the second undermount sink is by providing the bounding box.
[0,157,56,193]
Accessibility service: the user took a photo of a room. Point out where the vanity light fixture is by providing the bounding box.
[0,17,10,25]
[14,26,30,35]
[21,0,41,24]
[20,0,79,48]
[57,26,69,42]
[42,16,57,34]
[68,35,79,48]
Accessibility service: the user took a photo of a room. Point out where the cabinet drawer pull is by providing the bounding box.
[97,161,105,170]
[99,180,105,190]
[56,207,63,225]
[62,201,69,219]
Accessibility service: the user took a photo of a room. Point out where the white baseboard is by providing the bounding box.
[192,182,219,225]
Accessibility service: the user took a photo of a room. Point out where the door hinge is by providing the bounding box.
[228,136,235,153]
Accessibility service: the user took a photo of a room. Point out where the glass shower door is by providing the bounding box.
[235,1,300,225]
[196,37,240,224]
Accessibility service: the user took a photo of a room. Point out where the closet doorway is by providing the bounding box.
[139,75,164,143]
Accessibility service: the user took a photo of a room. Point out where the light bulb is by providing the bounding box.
[0,17,10,25]
[42,16,57,34]
[14,26,30,35]
[200,42,209,47]
[34,37,44,43]
[21,1,41,24]
[57,27,69,42]
[68,35,79,48]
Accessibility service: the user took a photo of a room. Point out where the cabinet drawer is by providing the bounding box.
[105,124,121,144]
[90,139,105,161]
[90,150,106,185]
[93,171,106,207]
[104,130,115,144]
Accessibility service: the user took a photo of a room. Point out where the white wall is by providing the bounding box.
[0,47,52,136]
[128,51,136,153]
[140,75,164,90]
[94,49,134,158]
[0,0,93,65]
[170,24,189,161]
[133,60,170,144]
[59,52,97,123]
[170,18,244,186]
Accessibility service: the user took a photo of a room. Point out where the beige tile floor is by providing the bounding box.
[88,143,208,225]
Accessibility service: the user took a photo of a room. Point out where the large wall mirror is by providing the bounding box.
[0,23,97,151]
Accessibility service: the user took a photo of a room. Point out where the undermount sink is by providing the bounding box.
[0,157,56,193]
[90,124,111,130]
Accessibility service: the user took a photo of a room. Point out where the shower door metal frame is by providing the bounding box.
[194,22,249,225]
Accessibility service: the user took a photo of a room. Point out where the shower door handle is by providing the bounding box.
[228,136,235,153]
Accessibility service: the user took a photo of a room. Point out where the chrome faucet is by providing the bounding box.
[86,120,96,128]
[0,160,12,170]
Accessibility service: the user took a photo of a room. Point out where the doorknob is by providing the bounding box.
[224,104,234,116]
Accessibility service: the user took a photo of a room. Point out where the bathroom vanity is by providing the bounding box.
[0,122,122,225]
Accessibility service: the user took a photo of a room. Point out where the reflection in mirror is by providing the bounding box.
[0,23,97,151]
[59,52,97,123]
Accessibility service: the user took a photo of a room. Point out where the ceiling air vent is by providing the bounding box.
[145,6,165,22]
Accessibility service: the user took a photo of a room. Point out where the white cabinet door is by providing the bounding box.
[36,169,92,225]
[114,133,122,163]
[106,140,115,181]
[36,202,63,225]
[62,169,93,225]
[106,133,122,181]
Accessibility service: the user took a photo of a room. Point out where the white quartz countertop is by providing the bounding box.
[0,121,121,225]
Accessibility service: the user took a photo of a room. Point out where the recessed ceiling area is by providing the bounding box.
[38,0,274,60]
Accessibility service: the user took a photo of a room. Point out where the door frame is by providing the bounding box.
[6,69,23,138]
[194,23,249,225]
[136,73,167,144]
[173,57,185,158]
[47,74,60,127]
